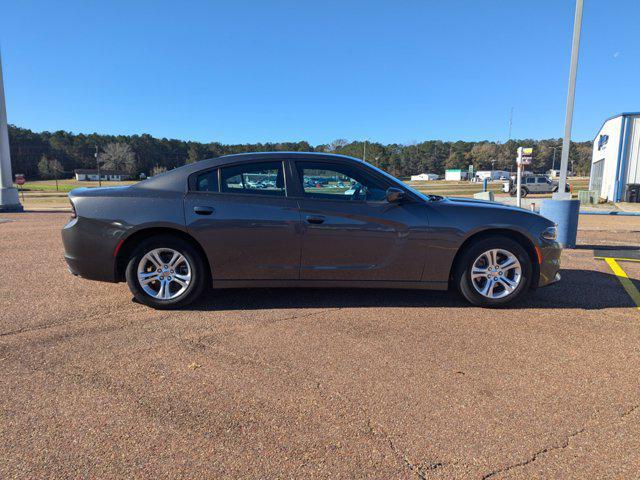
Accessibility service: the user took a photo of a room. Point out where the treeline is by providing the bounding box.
[8,125,593,180]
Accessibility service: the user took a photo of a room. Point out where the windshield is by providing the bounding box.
[365,162,439,201]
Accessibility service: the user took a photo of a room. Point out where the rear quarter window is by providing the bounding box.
[194,169,219,192]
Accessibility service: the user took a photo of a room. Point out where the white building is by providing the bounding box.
[444,169,468,181]
[590,112,640,202]
[475,170,510,181]
[74,169,131,181]
[410,173,439,181]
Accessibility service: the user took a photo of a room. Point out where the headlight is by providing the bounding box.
[541,226,557,241]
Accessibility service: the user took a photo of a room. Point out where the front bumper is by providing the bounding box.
[537,241,562,287]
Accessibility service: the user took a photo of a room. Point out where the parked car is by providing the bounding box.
[62,153,561,309]
[503,174,569,197]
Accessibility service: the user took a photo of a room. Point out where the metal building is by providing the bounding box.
[590,112,640,202]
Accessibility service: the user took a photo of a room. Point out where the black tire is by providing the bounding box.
[521,187,528,198]
[552,185,559,193]
[509,189,517,197]
[125,235,207,309]
[455,236,532,307]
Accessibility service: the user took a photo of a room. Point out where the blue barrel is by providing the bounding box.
[539,199,580,248]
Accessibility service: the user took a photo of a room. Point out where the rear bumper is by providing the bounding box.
[61,217,119,282]
[537,241,562,287]
[63,253,117,282]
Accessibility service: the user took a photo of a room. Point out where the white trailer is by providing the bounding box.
[410,173,439,181]
[475,170,510,181]
[444,169,468,181]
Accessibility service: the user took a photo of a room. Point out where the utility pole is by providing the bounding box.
[95,145,101,187]
[0,48,22,212]
[508,107,513,141]
[363,140,367,162]
[554,0,583,200]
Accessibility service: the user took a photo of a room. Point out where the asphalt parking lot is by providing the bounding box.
[1,212,639,479]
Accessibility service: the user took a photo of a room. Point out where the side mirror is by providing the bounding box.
[386,187,405,203]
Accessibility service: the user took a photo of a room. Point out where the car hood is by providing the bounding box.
[442,196,550,219]
[445,196,520,210]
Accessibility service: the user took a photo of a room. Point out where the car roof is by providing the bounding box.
[134,152,366,192]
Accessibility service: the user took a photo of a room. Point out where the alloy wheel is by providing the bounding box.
[470,248,522,299]
[137,248,192,300]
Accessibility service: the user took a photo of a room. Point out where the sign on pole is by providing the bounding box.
[14,173,25,201]
[517,147,533,165]
[515,147,533,208]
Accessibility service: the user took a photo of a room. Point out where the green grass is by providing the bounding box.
[14,179,137,192]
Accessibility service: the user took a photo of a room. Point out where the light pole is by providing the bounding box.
[540,0,583,248]
[0,49,22,212]
[551,145,560,171]
[554,0,583,199]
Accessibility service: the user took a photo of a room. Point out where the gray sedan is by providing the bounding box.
[62,152,561,308]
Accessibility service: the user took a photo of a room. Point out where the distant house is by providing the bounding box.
[410,173,439,181]
[74,169,131,181]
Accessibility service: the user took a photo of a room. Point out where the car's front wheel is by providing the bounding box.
[456,236,532,307]
[125,235,207,309]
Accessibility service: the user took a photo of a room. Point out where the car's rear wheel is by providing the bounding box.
[456,236,532,307]
[125,235,206,309]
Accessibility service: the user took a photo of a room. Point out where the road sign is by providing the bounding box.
[15,174,25,186]
[516,147,533,165]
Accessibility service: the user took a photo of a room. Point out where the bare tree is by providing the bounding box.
[328,139,349,152]
[98,143,136,173]
[151,165,167,177]
[38,154,64,190]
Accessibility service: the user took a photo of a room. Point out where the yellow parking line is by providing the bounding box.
[595,256,640,263]
[604,258,640,311]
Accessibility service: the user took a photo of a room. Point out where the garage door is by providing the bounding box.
[590,159,605,197]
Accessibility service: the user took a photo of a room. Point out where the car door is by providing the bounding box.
[525,176,537,192]
[292,160,429,281]
[183,160,301,280]
[537,176,551,193]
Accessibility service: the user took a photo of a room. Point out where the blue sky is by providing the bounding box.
[1,1,638,144]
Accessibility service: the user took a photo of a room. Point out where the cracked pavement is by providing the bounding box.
[1,213,639,479]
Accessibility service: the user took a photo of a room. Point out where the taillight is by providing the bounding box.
[70,199,77,219]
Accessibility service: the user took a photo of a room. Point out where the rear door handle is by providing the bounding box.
[193,206,215,215]
[305,215,325,224]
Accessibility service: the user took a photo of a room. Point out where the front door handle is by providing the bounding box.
[305,215,325,224]
[193,206,215,215]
